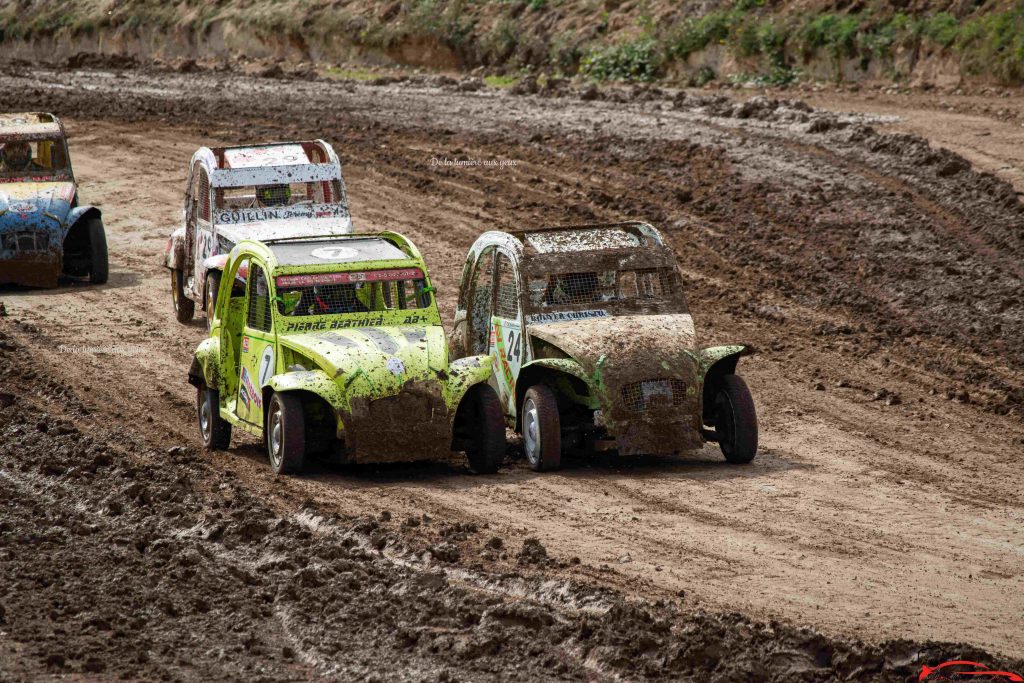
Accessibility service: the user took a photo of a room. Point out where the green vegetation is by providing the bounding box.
[3,0,1024,85]
[580,38,661,82]
[484,73,519,88]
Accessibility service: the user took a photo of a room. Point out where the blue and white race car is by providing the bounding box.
[0,112,108,288]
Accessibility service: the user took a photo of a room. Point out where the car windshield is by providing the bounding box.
[525,267,684,312]
[0,138,71,180]
[275,268,431,317]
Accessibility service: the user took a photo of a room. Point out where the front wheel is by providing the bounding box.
[86,217,108,285]
[172,269,194,323]
[464,385,506,474]
[266,392,305,475]
[205,271,221,332]
[197,385,231,450]
[522,385,561,472]
[714,375,758,464]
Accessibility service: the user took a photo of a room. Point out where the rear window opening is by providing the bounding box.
[527,268,676,309]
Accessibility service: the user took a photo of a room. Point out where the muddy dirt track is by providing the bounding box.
[1,64,1023,680]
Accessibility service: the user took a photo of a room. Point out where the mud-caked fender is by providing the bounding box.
[516,358,597,415]
[442,355,494,409]
[265,370,347,412]
[699,345,753,419]
[64,205,101,235]
[165,227,186,270]
[188,337,222,391]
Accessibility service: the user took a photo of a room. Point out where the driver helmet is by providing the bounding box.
[256,185,291,207]
[1,142,32,171]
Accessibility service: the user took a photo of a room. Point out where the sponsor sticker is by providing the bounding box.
[386,357,406,376]
[258,346,275,386]
[241,336,250,353]
[276,268,423,288]
[526,309,609,324]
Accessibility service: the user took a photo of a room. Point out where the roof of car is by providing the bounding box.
[232,233,425,273]
[0,112,63,138]
[488,221,665,257]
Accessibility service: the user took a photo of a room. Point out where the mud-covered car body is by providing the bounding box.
[188,233,499,466]
[452,222,753,458]
[0,113,107,287]
[165,140,351,321]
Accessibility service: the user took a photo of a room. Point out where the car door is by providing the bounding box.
[191,165,213,299]
[489,251,525,418]
[235,261,277,426]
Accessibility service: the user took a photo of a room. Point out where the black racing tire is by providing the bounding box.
[197,385,231,450]
[172,269,195,323]
[87,217,108,285]
[521,385,561,472]
[205,271,221,332]
[266,392,306,475]
[464,384,506,474]
[715,374,758,464]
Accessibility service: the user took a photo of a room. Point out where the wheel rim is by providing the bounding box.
[268,402,283,468]
[717,393,736,455]
[172,271,181,311]
[199,391,212,442]
[523,398,540,465]
[206,286,215,330]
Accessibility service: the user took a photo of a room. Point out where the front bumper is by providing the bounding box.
[598,377,704,456]
[0,250,61,288]
[339,380,453,463]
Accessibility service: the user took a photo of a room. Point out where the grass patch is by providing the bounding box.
[580,37,661,81]
[484,73,519,88]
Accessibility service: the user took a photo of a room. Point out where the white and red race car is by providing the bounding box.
[165,140,351,327]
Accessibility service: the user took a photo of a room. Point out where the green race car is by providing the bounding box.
[187,233,506,475]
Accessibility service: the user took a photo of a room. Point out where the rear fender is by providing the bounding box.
[699,345,752,423]
[442,354,493,410]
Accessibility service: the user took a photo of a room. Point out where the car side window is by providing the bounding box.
[470,248,495,355]
[246,263,272,332]
[198,167,211,222]
[494,253,519,319]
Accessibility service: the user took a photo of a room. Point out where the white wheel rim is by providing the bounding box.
[206,286,215,329]
[523,399,540,465]
[269,404,282,468]
[172,272,180,308]
[200,392,212,441]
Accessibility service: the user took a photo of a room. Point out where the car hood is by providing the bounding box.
[0,182,75,229]
[217,216,353,244]
[280,324,448,396]
[529,313,701,382]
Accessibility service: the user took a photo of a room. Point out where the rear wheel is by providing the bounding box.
[714,374,758,464]
[205,271,221,331]
[267,392,306,475]
[172,269,194,323]
[86,218,108,285]
[522,385,561,472]
[464,385,506,474]
[197,385,231,450]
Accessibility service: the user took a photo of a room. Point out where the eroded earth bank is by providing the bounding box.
[0,63,1023,680]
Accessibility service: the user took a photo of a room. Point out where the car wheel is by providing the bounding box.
[522,385,561,472]
[172,269,195,323]
[197,385,231,450]
[714,374,758,464]
[86,217,108,285]
[205,271,221,332]
[464,385,506,474]
[266,392,305,475]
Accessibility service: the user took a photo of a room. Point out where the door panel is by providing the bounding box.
[235,263,276,426]
[489,252,523,417]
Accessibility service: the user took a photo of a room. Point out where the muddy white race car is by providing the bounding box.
[165,140,351,327]
[452,221,758,470]
[0,112,108,288]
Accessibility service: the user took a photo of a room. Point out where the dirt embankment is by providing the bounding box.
[1,318,1020,681]
[2,0,1024,86]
